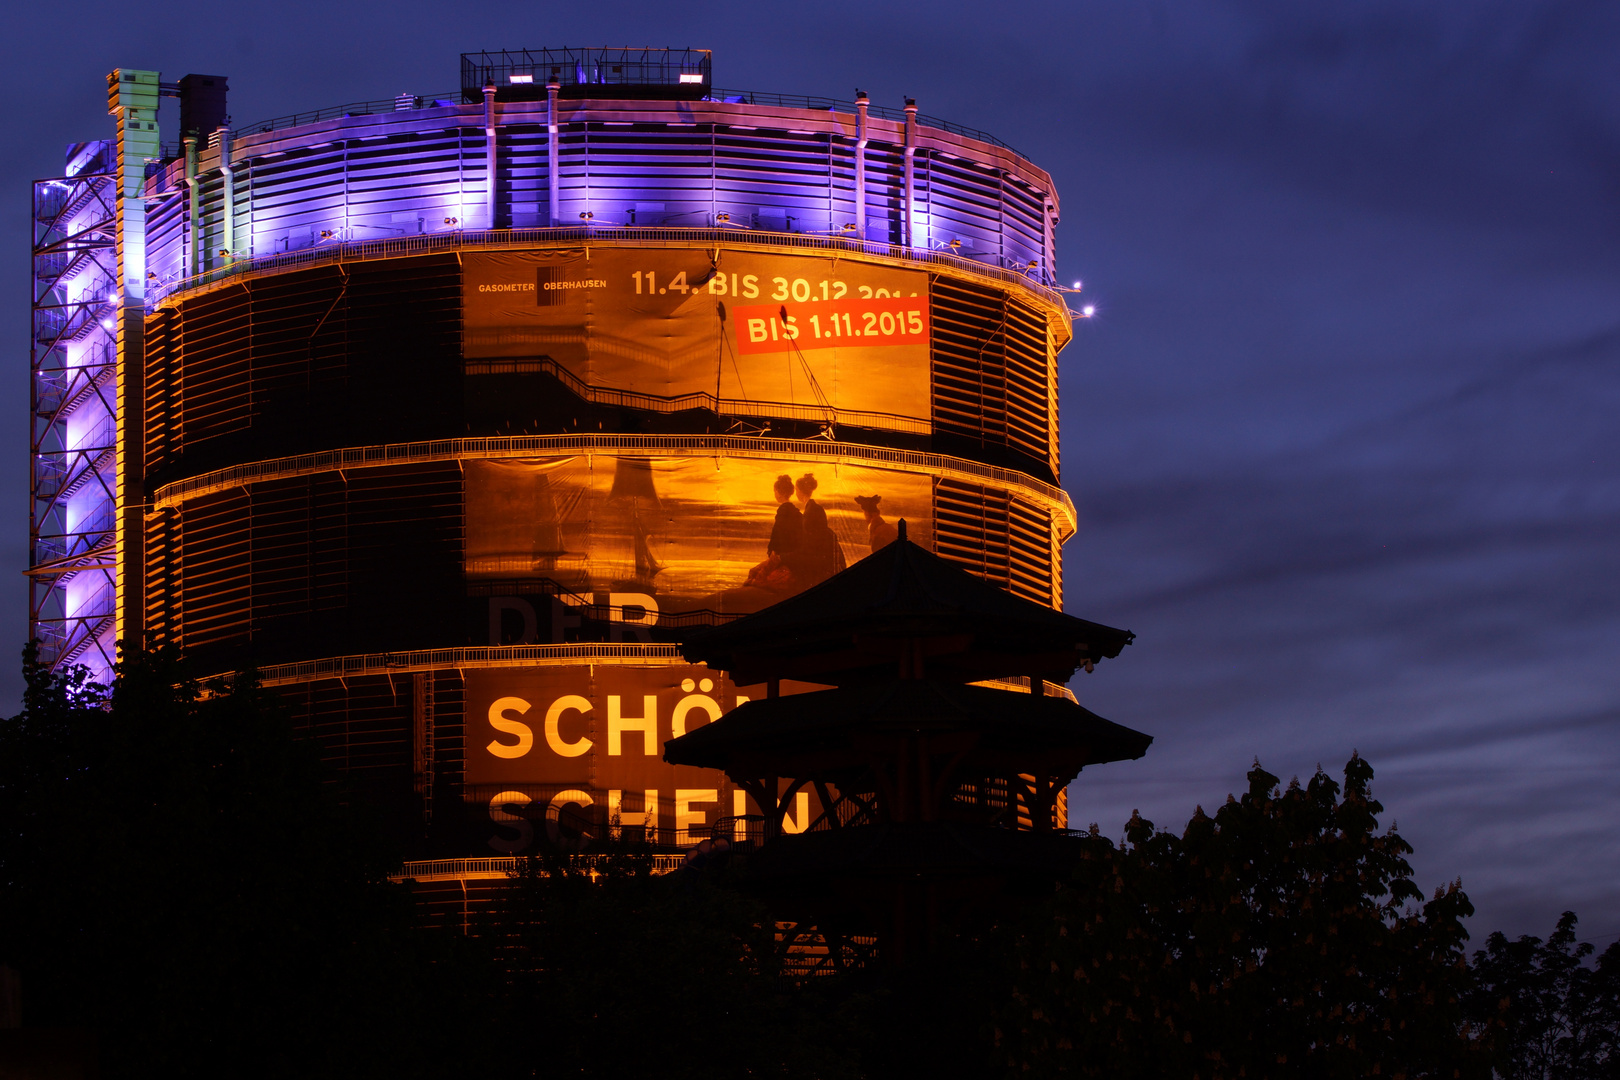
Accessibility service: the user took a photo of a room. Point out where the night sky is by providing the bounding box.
[4,1,1616,945]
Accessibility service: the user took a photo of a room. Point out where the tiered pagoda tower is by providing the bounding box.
[667,523,1152,966]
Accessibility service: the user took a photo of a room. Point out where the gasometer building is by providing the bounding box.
[29,49,1088,878]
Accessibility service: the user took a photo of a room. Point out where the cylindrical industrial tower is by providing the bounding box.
[32,49,1083,897]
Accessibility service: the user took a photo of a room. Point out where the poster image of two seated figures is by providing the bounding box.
[466,454,930,646]
[462,455,930,852]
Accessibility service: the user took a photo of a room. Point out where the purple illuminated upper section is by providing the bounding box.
[139,93,1060,301]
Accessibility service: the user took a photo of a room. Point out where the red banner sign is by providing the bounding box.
[733,295,930,355]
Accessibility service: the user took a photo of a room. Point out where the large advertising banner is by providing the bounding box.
[466,455,931,625]
[464,666,827,853]
[462,248,931,428]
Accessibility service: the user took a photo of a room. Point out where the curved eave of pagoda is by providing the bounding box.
[710,640,1106,690]
[679,537,1135,684]
[663,679,1153,777]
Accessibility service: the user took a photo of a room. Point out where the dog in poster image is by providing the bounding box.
[853,494,899,552]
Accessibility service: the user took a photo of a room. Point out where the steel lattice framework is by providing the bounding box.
[30,145,120,675]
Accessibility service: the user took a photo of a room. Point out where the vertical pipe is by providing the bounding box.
[483,83,498,230]
[997,169,1006,268]
[247,155,256,250]
[854,91,869,240]
[183,135,200,276]
[827,129,835,234]
[107,68,161,678]
[547,79,561,226]
[902,98,917,248]
[340,139,348,242]
[215,125,234,260]
[1043,194,1057,285]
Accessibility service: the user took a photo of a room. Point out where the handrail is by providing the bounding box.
[392,855,688,882]
[214,642,688,688]
[232,92,461,140]
[466,358,929,436]
[149,434,1078,536]
[229,86,1019,156]
[705,89,1019,155]
[214,646,1084,693]
[390,824,1098,884]
[148,226,1069,316]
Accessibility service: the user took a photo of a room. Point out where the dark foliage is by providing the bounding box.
[996,757,1491,1079]
[0,646,861,1079]
[0,646,506,1079]
[478,848,867,1079]
[7,647,1605,1079]
[1468,912,1620,1079]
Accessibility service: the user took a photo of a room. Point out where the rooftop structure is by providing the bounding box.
[461,47,713,102]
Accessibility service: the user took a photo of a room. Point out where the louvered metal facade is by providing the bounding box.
[139,92,1058,292]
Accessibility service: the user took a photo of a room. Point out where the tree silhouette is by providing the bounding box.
[1468,911,1620,1079]
[0,646,506,1079]
[997,756,1491,1079]
[8,648,1597,1080]
[475,847,868,1079]
[0,646,862,1079]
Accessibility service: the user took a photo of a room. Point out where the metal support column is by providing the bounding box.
[547,79,561,226]
[854,91,869,240]
[903,98,917,248]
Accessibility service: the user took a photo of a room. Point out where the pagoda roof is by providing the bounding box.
[663,678,1152,779]
[681,528,1135,685]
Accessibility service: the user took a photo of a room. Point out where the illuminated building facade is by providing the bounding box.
[30,50,1091,890]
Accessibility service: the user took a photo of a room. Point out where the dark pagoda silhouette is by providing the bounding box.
[665,522,1153,967]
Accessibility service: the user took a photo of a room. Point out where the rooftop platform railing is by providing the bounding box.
[462,47,713,101]
[222,86,1018,154]
[706,89,1017,154]
[230,92,460,139]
